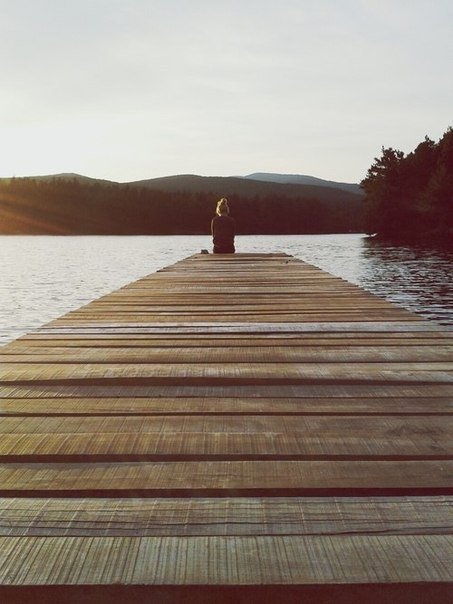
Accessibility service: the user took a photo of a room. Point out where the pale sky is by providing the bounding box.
[1,0,452,183]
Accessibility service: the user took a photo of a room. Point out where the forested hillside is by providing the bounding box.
[243,172,362,194]
[361,127,453,244]
[131,174,362,199]
[0,176,363,235]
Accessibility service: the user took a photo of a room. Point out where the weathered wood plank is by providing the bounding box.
[9,334,452,349]
[0,460,452,495]
[1,496,451,536]
[1,361,452,383]
[48,314,423,324]
[2,415,452,434]
[0,534,452,585]
[33,322,441,333]
[1,396,452,416]
[2,383,453,398]
[2,344,452,362]
[0,431,451,460]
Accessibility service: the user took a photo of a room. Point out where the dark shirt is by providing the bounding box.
[211,215,235,253]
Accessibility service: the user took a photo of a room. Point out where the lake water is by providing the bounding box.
[1,234,452,346]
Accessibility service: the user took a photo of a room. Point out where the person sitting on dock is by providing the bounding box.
[211,197,235,254]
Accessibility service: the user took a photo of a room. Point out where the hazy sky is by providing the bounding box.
[1,0,452,182]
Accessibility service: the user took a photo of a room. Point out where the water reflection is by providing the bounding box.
[358,237,453,327]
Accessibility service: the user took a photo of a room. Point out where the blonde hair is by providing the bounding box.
[216,197,229,216]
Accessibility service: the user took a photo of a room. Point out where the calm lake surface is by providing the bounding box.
[1,234,452,345]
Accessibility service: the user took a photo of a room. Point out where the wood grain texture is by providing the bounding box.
[0,416,451,460]
[0,535,452,585]
[1,496,451,536]
[3,344,452,362]
[0,252,452,591]
[0,460,452,495]
[1,361,452,384]
[1,395,452,416]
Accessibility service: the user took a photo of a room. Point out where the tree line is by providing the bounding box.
[0,177,363,235]
[361,127,453,244]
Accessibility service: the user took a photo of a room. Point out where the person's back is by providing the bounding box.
[211,198,235,254]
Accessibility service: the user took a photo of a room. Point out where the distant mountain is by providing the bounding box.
[244,173,362,195]
[127,174,362,203]
[12,173,120,185]
[0,171,364,235]
[4,171,362,196]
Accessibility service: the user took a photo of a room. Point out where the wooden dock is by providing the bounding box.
[0,252,452,602]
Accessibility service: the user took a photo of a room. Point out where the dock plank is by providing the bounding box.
[1,361,452,384]
[1,496,451,536]
[0,416,451,460]
[0,460,452,495]
[1,534,452,586]
[0,252,452,597]
[1,396,452,416]
[2,344,452,362]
